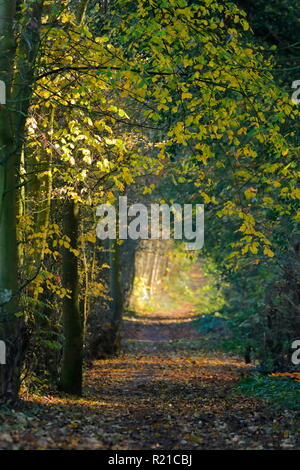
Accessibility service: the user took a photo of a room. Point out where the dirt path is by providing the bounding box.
[0,307,299,450]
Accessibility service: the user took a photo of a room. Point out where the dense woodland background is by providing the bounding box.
[0,0,299,449]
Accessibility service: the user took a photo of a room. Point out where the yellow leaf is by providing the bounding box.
[263,246,275,257]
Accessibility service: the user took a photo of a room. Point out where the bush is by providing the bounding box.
[237,374,300,410]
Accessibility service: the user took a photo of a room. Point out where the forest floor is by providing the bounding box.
[1,297,300,451]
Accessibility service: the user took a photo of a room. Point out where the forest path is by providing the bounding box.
[1,300,299,450]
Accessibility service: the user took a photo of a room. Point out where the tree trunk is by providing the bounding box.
[109,236,123,355]
[60,0,95,397]
[61,200,83,395]
[0,0,19,405]
[0,0,44,404]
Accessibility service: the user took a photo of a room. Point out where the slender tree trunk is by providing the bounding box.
[109,236,123,354]
[18,147,26,267]
[61,200,83,395]
[31,106,54,299]
[35,108,54,263]
[80,220,90,337]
